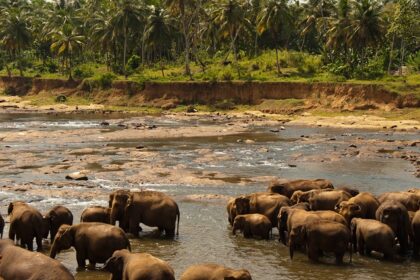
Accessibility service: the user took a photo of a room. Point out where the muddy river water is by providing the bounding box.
[0,112,419,279]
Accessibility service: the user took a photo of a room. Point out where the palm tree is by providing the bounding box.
[349,0,384,60]
[0,5,32,76]
[50,25,84,80]
[325,0,352,59]
[257,0,291,75]
[143,6,174,62]
[112,0,143,78]
[213,0,252,77]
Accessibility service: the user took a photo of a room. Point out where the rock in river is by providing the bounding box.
[65,171,88,181]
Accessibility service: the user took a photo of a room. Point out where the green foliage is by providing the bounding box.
[353,56,385,80]
[221,70,234,81]
[73,65,94,79]
[4,86,17,96]
[214,99,236,110]
[127,55,141,71]
[407,52,420,72]
[98,73,116,89]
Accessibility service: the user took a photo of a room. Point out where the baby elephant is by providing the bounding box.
[232,214,272,239]
[180,264,252,280]
[81,206,111,223]
[104,249,175,280]
[350,218,397,259]
[412,210,420,256]
[50,223,131,268]
[289,220,351,264]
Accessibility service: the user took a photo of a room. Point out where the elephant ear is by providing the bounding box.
[108,193,114,208]
[7,203,14,215]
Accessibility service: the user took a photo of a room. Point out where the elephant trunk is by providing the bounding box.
[289,241,294,259]
[279,230,287,245]
[110,205,120,225]
[50,242,59,258]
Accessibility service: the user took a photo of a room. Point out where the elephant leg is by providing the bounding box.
[76,251,87,268]
[335,252,344,264]
[398,232,408,254]
[36,235,43,252]
[27,240,34,251]
[87,260,96,270]
[357,238,365,255]
[8,224,16,241]
[129,218,140,237]
[307,246,318,262]
[165,227,175,238]
[365,247,372,256]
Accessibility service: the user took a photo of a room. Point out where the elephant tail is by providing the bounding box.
[349,241,352,263]
[176,206,180,236]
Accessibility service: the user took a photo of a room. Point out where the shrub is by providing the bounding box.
[353,56,385,80]
[98,73,116,89]
[251,63,260,71]
[73,65,94,79]
[407,51,420,72]
[80,79,99,92]
[214,99,236,110]
[127,55,141,71]
[221,70,234,81]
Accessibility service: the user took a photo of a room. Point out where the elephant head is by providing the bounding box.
[103,249,130,280]
[7,201,26,215]
[277,206,291,245]
[289,224,306,260]
[50,224,73,259]
[336,201,362,224]
[290,191,304,204]
[227,198,237,226]
[224,268,252,280]
[42,216,51,239]
[234,197,250,215]
[232,215,246,235]
[109,190,130,226]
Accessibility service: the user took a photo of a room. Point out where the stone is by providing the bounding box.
[65,171,88,181]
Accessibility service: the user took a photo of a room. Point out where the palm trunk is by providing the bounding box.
[182,16,191,78]
[123,17,128,79]
[387,33,395,75]
[230,31,240,79]
[399,39,405,76]
[275,47,281,76]
[68,54,73,81]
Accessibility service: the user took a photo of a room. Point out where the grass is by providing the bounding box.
[310,108,420,121]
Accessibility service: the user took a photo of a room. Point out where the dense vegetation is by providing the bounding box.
[0,0,419,83]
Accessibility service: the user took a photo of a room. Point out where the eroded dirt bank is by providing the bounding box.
[1,76,419,111]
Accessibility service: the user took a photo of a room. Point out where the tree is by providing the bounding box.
[50,25,84,80]
[213,0,252,77]
[257,0,291,75]
[0,5,32,76]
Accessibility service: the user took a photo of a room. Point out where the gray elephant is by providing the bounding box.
[8,201,43,251]
[412,210,420,256]
[289,220,351,264]
[235,192,291,227]
[50,223,131,268]
[0,239,74,280]
[81,206,111,223]
[290,189,332,204]
[232,214,272,239]
[308,190,352,211]
[376,201,410,254]
[104,249,175,280]
[350,218,397,259]
[267,179,334,198]
[180,264,252,280]
[43,205,73,242]
[109,189,131,230]
[336,192,380,224]
[378,192,419,211]
[0,214,4,238]
[110,190,180,238]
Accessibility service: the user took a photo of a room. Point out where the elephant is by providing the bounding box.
[267,179,334,198]
[0,214,4,238]
[290,202,310,210]
[411,210,420,256]
[308,190,352,211]
[0,239,74,280]
[104,249,175,280]
[8,201,43,251]
[226,198,237,226]
[336,192,380,224]
[289,220,351,264]
[43,205,73,242]
[122,191,180,238]
[81,206,111,223]
[336,186,360,197]
[277,207,347,245]
[109,189,131,230]
[50,222,131,268]
[376,200,410,254]
[232,214,272,239]
[234,192,291,227]
[290,189,332,204]
[180,264,252,280]
[377,192,419,211]
[350,218,397,259]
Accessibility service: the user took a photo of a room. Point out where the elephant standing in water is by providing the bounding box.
[109,189,131,230]
[110,190,180,238]
[232,214,272,239]
[180,264,252,280]
[234,192,291,227]
[336,192,380,224]
[50,223,131,268]
[350,218,397,259]
[267,179,334,198]
[80,206,111,223]
[104,249,175,280]
[0,240,74,280]
[412,210,420,256]
[43,205,73,242]
[8,201,43,251]
[289,220,351,264]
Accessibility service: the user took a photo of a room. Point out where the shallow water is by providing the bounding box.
[0,113,419,279]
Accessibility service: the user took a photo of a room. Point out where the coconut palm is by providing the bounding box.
[325,0,352,57]
[212,0,252,76]
[349,0,384,59]
[50,25,84,80]
[0,6,32,76]
[257,0,291,75]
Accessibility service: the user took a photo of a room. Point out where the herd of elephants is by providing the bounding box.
[0,178,420,279]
